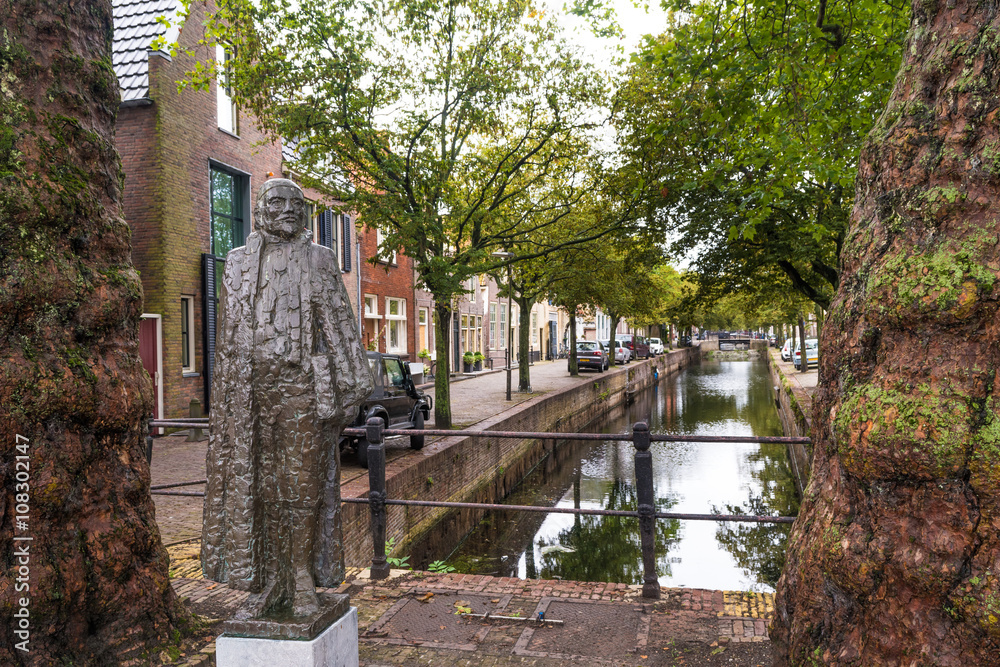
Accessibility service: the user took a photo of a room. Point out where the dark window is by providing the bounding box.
[210,167,245,258]
[181,296,192,370]
[341,215,352,272]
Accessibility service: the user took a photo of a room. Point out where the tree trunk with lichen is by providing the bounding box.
[772,0,1000,662]
[0,1,182,663]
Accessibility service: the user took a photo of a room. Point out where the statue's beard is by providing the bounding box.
[260,218,301,240]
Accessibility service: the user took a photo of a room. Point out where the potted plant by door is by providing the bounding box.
[462,351,475,373]
[473,351,485,371]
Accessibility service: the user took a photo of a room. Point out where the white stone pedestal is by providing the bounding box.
[216,607,359,667]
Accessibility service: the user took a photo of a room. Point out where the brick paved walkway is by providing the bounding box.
[167,541,773,666]
[154,350,796,665]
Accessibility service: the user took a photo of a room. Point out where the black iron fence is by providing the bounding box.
[147,417,808,598]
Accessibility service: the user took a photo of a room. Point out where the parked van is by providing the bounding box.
[615,334,650,360]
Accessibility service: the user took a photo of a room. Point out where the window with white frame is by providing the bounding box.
[476,316,482,353]
[386,297,406,353]
[305,202,317,241]
[375,227,396,264]
[216,44,238,134]
[489,304,497,348]
[418,307,429,354]
[364,294,379,319]
[531,312,538,344]
[499,304,507,349]
[181,296,194,373]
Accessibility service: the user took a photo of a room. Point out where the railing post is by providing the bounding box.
[366,416,390,580]
[186,398,205,442]
[633,421,660,599]
[145,418,154,465]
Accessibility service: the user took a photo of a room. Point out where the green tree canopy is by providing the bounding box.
[615,0,910,309]
[174,0,619,426]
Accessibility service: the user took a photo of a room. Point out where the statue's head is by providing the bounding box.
[254,178,307,240]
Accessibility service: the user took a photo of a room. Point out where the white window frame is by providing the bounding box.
[376,227,396,265]
[180,296,195,374]
[364,294,380,319]
[489,304,497,349]
[499,304,507,349]
[305,201,318,242]
[216,44,238,135]
[386,297,406,353]
[418,307,429,354]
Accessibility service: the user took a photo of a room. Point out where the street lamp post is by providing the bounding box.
[491,251,515,401]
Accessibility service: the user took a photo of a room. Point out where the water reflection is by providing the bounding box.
[412,358,800,592]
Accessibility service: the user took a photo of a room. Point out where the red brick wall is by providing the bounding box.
[357,226,416,359]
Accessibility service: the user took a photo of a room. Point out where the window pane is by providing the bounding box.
[181,299,190,368]
[214,258,226,300]
[211,169,233,216]
[389,299,399,316]
[211,214,232,257]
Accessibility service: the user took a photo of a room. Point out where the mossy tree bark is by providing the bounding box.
[433,302,453,428]
[773,0,1000,662]
[515,294,535,391]
[0,1,181,663]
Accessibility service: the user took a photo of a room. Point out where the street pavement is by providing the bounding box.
[152,351,794,665]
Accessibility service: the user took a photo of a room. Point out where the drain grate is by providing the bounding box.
[364,590,512,651]
[514,598,650,661]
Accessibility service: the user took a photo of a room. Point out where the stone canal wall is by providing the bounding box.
[340,346,700,566]
[763,350,813,495]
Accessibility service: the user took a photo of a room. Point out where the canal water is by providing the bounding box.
[410,357,800,593]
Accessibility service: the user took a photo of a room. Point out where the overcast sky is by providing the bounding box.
[547,0,670,75]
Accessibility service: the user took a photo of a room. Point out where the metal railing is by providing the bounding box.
[344,417,804,598]
[147,416,808,598]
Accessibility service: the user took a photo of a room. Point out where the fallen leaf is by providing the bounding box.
[417,592,434,602]
[641,655,648,659]
[439,625,445,630]
[491,598,500,603]
[455,600,469,607]
[206,584,217,590]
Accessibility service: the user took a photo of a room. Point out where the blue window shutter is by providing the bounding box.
[341,215,352,272]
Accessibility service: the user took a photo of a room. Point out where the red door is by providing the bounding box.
[139,317,161,420]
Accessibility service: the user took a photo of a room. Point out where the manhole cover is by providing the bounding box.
[514,598,649,660]
[365,590,511,651]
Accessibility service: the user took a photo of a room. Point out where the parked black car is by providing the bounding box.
[342,351,432,467]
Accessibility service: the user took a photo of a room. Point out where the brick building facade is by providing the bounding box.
[114,0,359,419]
[114,0,556,420]
[116,0,285,420]
[356,226,416,359]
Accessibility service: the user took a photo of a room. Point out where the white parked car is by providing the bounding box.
[648,337,664,355]
[601,340,631,364]
[781,339,792,361]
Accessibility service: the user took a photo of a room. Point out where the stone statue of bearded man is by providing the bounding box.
[201,178,372,621]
